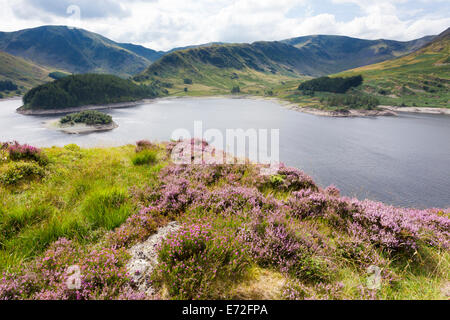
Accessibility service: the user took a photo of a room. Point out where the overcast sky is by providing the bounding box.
[0,0,449,51]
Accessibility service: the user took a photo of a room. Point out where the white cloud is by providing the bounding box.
[15,0,131,19]
[0,0,448,51]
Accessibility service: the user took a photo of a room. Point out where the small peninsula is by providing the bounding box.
[47,110,118,134]
[17,74,164,115]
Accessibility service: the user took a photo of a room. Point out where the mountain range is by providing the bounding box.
[0,26,164,78]
[281,34,434,75]
[134,33,440,94]
[136,34,436,81]
[0,25,447,97]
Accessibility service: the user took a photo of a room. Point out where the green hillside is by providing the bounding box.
[116,42,165,62]
[338,28,450,108]
[167,42,226,54]
[0,51,55,96]
[282,34,434,75]
[134,42,313,95]
[134,34,435,95]
[0,26,164,77]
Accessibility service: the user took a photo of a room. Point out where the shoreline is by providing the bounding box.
[170,95,400,117]
[45,119,119,134]
[16,99,157,115]
[13,94,450,118]
[155,94,450,118]
[0,96,22,102]
[228,95,450,117]
[379,105,450,115]
[268,97,398,117]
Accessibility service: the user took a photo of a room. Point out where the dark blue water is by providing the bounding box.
[1,97,449,209]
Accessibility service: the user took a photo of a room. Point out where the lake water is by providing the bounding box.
[1,97,449,209]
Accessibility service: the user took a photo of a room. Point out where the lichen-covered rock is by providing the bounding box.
[126,222,181,296]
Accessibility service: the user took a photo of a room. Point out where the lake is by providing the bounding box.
[1,97,449,209]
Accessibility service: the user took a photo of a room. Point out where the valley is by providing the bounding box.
[2,25,448,117]
[0,14,449,302]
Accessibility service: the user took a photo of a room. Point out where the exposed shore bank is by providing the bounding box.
[380,105,450,115]
[214,95,399,117]
[14,94,450,118]
[16,99,156,115]
[45,119,119,134]
[0,96,22,102]
[243,96,450,117]
[277,101,397,117]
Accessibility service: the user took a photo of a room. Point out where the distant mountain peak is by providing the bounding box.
[0,25,164,77]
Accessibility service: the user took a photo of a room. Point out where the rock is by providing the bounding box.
[126,221,181,296]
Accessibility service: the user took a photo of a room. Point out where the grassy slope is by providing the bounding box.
[337,29,450,108]
[155,65,303,97]
[0,145,166,269]
[0,144,448,300]
[0,26,160,77]
[135,42,312,95]
[134,34,441,108]
[0,51,54,95]
[282,34,434,75]
[268,30,449,111]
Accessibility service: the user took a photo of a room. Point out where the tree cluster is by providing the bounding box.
[0,80,18,92]
[23,74,162,110]
[60,110,113,126]
[322,93,380,110]
[298,75,363,94]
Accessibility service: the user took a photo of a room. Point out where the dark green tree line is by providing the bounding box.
[298,75,363,94]
[23,74,163,110]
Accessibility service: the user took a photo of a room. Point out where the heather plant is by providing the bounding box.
[135,140,157,153]
[282,279,347,300]
[140,176,208,216]
[0,238,134,300]
[189,185,281,218]
[0,142,10,150]
[152,223,250,299]
[242,211,335,283]
[7,142,48,166]
[258,165,318,193]
[1,142,449,300]
[287,189,330,218]
[159,163,257,187]
[167,138,223,165]
[334,235,389,270]
[286,190,450,252]
[104,206,168,249]
[354,200,450,251]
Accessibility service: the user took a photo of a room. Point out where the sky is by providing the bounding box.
[0,0,449,51]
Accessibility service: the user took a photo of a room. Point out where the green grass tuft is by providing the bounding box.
[81,188,131,230]
[132,149,159,166]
